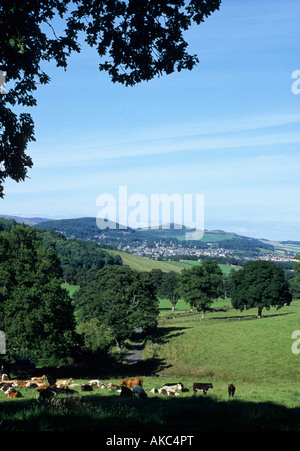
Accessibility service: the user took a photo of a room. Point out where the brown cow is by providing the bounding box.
[31,375,46,383]
[6,388,23,399]
[56,378,74,387]
[120,377,143,389]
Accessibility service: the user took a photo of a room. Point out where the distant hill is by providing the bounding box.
[5,215,297,256]
[0,214,50,226]
[34,216,250,243]
[140,225,248,243]
[34,217,139,241]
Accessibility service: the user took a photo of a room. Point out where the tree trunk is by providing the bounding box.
[257,307,263,318]
[115,339,121,352]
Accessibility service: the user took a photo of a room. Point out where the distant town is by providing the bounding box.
[1,215,298,265]
[108,236,298,264]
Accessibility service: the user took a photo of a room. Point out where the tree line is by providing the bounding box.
[36,228,123,285]
[0,221,298,370]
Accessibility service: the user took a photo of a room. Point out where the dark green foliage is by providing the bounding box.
[73,266,159,347]
[178,260,224,318]
[36,228,123,284]
[218,238,274,253]
[159,271,180,310]
[146,269,164,295]
[35,217,108,241]
[0,225,77,363]
[294,255,300,282]
[230,260,292,317]
[0,217,17,232]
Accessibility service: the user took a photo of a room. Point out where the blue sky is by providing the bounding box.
[1,0,300,241]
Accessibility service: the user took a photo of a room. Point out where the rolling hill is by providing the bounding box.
[3,215,300,257]
[32,216,271,245]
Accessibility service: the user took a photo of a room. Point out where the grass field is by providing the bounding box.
[5,253,300,431]
[2,376,300,431]
[153,300,300,384]
[1,298,300,431]
[105,249,183,272]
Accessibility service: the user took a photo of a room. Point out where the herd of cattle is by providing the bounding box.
[0,373,236,400]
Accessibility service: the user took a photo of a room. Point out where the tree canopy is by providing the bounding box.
[73,265,159,349]
[294,255,300,282]
[178,260,224,319]
[159,270,180,311]
[230,260,292,318]
[0,225,77,364]
[0,0,222,196]
[36,228,123,285]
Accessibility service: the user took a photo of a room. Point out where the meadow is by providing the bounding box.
[105,249,183,272]
[1,298,300,431]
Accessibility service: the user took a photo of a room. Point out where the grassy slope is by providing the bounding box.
[154,301,300,384]
[102,249,241,273]
[104,249,183,272]
[1,299,300,430]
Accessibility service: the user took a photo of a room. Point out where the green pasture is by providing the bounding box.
[1,299,300,430]
[167,260,240,274]
[152,300,300,386]
[1,379,300,431]
[105,250,182,272]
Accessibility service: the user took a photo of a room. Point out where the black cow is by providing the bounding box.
[81,384,93,392]
[120,386,133,397]
[228,384,236,397]
[193,382,213,395]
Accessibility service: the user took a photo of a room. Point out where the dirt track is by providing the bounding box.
[124,328,143,365]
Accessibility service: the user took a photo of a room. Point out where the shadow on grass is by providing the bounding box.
[151,325,191,344]
[1,392,300,431]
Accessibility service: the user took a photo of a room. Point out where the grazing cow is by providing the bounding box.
[89,380,106,389]
[132,385,148,400]
[6,388,23,399]
[163,382,184,389]
[158,383,183,395]
[120,386,133,397]
[228,384,236,397]
[25,382,39,389]
[120,377,143,389]
[17,380,29,388]
[81,384,93,392]
[47,376,57,386]
[37,387,55,400]
[52,386,78,395]
[193,383,213,395]
[31,375,46,383]
[150,388,158,394]
[107,383,119,390]
[159,388,180,397]
[56,378,73,387]
[0,382,18,391]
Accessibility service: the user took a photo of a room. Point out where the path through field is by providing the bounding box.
[124,328,143,365]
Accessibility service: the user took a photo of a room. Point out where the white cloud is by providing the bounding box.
[29,113,300,168]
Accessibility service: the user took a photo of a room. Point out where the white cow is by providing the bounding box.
[158,383,183,395]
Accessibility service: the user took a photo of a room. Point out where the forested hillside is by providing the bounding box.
[36,229,123,285]
[0,217,123,286]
